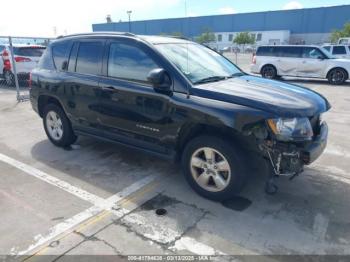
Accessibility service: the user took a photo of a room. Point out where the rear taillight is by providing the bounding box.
[252,53,257,64]
[2,50,9,60]
[15,56,31,62]
[4,59,11,70]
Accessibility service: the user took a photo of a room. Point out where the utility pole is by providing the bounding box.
[127,11,132,32]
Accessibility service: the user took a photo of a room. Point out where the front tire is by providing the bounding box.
[43,104,77,147]
[261,65,277,79]
[328,68,347,85]
[181,136,247,201]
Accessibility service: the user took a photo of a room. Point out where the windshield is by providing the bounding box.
[155,43,243,84]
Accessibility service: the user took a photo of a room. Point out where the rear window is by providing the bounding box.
[333,46,346,55]
[13,47,45,57]
[75,42,103,75]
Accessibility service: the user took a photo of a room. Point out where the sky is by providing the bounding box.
[0,0,349,38]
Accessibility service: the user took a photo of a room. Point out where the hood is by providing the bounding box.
[190,75,331,118]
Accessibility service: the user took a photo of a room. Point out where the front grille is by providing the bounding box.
[309,114,321,136]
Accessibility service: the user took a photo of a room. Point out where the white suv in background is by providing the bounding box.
[251,45,350,85]
[1,44,46,86]
[322,45,350,59]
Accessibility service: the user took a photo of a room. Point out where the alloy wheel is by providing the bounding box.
[46,111,63,141]
[330,70,345,84]
[190,147,231,192]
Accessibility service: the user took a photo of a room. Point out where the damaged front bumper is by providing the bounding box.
[260,122,328,177]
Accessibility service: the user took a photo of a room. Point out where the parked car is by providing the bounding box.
[322,45,350,59]
[338,37,350,45]
[220,46,231,53]
[232,47,241,53]
[30,33,330,200]
[251,45,350,85]
[244,45,256,53]
[0,44,6,78]
[1,44,46,86]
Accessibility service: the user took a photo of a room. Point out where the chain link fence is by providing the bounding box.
[223,52,253,73]
[0,36,52,101]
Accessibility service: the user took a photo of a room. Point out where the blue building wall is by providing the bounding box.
[92,5,350,37]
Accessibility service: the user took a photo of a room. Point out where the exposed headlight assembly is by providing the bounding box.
[267,117,313,141]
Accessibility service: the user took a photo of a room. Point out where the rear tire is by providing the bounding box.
[327,68,347,85]
[261,65,277,79]
[181,135,247,201]
[43,104,77,147]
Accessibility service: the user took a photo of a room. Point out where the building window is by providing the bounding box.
[217,34,222,42]
[228,34,233,42]
[256,33,262,41]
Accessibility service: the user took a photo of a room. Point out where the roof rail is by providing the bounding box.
[56,32,136,39]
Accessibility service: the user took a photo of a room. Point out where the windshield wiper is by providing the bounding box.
[230,72,245,77]
[194,76,228,85]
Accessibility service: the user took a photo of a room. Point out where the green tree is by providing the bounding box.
[195,28,216,45]
[159,32,184,38]
[330,22,350,43]
[233,32,256,51]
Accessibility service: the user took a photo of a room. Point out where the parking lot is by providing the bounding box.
[1,55,350,260]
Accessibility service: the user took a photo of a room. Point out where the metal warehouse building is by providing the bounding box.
[92,5,350,47]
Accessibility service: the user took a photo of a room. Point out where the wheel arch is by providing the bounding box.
[175,123,254,161]
[326,67,349,80]
[260,63,279,76]
[37,95,64,118]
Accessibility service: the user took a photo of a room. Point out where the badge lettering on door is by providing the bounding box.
[136,124,160,133]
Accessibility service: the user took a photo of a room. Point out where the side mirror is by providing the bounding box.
[317,55,325,60]
[147,68,172,92]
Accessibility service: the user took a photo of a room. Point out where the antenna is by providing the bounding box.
[185,0,190,98]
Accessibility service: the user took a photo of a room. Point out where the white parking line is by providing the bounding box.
[1,152,230,256]
[12,175,157,255]
[0,153,105,205]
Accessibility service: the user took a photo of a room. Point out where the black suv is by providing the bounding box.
[30,33,330,200]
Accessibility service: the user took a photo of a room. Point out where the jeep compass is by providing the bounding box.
[30,33,330,201]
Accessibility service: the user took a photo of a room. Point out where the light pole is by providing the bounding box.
[127,11,132,32]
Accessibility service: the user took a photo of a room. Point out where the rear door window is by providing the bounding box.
[256,46,274,56]
[332,46,346,55]
[13,47,46,57]
[279,47,301,58]
[75,42,103,75]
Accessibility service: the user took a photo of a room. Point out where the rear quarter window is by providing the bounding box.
[52,40,72,70]
[38,47,55,70]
